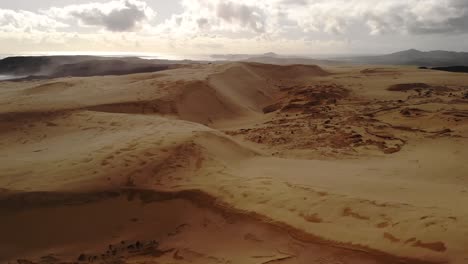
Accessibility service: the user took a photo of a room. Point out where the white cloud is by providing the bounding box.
[155,0,278,36]
[3,0,468,36]
[45,0,157,32]
[215,1,266,32]
[282,0,468,35]
[0,9,67,33]
[1,0,468,55]
[153,0,468,39]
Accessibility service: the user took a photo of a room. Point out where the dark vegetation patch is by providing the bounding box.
[432,66,468,73]
[387,83,431,92]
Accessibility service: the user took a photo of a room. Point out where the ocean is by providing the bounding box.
[0,75,18,81]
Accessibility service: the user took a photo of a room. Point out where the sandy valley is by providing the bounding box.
[1,62,468,264]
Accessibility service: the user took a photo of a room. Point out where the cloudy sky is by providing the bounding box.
[1,0,468,57]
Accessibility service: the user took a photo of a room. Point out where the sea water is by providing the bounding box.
[0,75,19,81]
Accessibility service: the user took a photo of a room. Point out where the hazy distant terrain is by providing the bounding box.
[344,49,468,67]
[212,52,344,66]
[0,56,198,80]
[1,49,467,82]
[213,49,468,68]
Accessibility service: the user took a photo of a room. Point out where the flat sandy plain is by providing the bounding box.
[1,62,468,264]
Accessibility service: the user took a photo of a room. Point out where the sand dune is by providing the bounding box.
[1,62,468,264]
[3,190,421,264]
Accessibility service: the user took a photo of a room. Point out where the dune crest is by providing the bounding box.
[1,62,468,264]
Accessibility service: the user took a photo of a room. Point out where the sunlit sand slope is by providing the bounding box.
[1,63,468,264]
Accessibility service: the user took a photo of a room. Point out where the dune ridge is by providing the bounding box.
[1,62,468,264]
[1,188,439,264]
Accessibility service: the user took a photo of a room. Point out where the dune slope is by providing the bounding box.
[1,63,468,264]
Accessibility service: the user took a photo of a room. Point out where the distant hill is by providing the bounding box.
[346,49,468,67]
[0,56,199,79]
[432,66,468,73]
[211,52,280,61]
[212,52,342,66]
[243,56,342,66]
[0,56,102,76]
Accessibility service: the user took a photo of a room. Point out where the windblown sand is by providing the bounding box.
[1,63,468,264]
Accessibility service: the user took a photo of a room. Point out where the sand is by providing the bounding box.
[0,62,467,264]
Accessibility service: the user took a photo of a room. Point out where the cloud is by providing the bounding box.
[215,1,266,33]
[4,0,468,37]
[155,0,468,38]
[281,0,468,35]
[158,0,271,36]
[0,9,67,33]
[46,0,156,32]
[2,0,468,55]
[405,0,468,34]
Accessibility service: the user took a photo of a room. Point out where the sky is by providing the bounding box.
[1,0,468,57]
